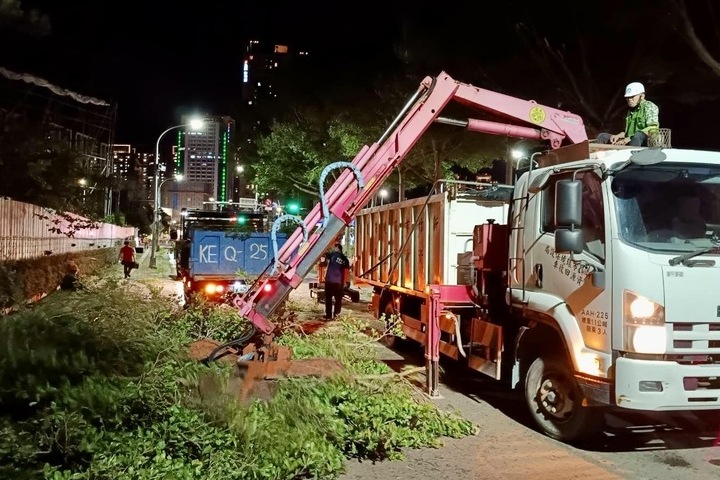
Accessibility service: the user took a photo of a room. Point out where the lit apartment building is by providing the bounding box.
[241,41,309,107]
[136,151,157,197]
[237,41,309,203]
[174,115,234,210]
[112,144,133,181]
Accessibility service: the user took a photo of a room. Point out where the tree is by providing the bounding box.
[510,2,675,135]
[253,72,506,203]
[254,108,342,198]
[671,0,720,77]
[0,118,107,217]
[0,0,49,36]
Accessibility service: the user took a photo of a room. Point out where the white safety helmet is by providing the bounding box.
[624,82,645,97]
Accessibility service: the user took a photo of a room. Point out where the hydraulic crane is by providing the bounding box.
[233,70,587,343]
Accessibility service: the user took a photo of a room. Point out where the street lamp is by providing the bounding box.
[78,178,88,204]
[159,174,183,190]
[149,173,184,267]
[379,188,388,206]
[149,119,203,269]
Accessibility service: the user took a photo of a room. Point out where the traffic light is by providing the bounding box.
[287,202,299,214]
[237,215,247,225]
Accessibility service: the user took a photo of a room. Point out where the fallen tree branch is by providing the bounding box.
[358,366,425,380]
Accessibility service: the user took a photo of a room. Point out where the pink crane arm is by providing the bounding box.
[234,72,587,334]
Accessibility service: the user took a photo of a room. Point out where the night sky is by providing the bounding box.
[4,1,719,149]
[4,1,411,145]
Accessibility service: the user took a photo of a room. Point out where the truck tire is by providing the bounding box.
[524,355,604,443]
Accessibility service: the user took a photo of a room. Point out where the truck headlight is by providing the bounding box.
[623,290,666,354]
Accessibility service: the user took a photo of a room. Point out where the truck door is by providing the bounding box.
[532,170,612,355]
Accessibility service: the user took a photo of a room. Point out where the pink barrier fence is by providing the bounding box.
[0,197,137,260]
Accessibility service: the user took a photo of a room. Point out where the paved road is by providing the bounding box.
[340,330,720,480]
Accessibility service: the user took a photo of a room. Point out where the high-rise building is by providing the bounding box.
[238,41,308,203]
[241,40,309,108]
[136,151,157,197]
[111,144,157,198]
[112,144,133,181]
[174,115,234,209]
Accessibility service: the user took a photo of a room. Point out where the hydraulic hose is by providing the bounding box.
[318,161,365,227]
[270,214,308,274]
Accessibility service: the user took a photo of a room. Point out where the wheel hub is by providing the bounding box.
[539,377,574,418]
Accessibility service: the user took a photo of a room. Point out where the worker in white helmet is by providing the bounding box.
[596,82,660,147]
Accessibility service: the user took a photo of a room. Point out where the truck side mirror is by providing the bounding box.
[555,179,582,227]
[554,179,583,255]
[555,229,583,254]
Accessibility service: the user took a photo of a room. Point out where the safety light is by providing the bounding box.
[204,283,225,295]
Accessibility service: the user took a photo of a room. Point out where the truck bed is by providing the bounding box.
[353,191,508,291]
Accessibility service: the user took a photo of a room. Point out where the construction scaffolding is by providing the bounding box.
[0,67,117,217]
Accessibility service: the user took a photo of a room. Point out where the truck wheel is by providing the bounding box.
[524,355,604,443]
[379,303,402,348]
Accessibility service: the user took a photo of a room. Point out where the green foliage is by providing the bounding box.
[292,378,475,460]
[0,119,109,218]
[0,261,22,309]
[0,279,475,479]
[254,118,340,196]
[279,315,405,376]
[0,287,168,410]
[167,297,254,343]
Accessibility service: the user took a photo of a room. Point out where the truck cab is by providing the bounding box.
[514,147,720,414]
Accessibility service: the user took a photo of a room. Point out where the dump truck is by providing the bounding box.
[233,71,720,442]
[180,209,286,303]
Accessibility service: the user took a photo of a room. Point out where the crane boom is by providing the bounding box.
[233,71,587,334]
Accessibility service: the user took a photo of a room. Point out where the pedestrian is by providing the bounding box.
[323,242,350,320]
[60,261,85,291]
[596,82,660,147]
[119,240,136,279]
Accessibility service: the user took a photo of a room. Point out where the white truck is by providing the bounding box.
[234,72,720,442]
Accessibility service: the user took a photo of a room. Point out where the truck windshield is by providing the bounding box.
[611,162,720,253]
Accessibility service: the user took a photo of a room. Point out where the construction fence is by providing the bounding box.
[0,197,136,261]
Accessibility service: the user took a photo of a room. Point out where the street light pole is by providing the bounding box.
[79,178,88,204]
[149,119,202,269]
[379,188,388,206]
